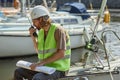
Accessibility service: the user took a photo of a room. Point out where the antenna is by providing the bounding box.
[42,0,48,9]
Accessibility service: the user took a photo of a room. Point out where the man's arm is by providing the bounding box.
[39,49,64,64]
[30,49,65,70]
[29,27,38,53]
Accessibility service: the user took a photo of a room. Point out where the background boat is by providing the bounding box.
[0,11,103,57]
[0,1,104,57]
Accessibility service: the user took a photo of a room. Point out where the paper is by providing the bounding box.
[16,60,56,74]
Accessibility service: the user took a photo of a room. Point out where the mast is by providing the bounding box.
[27,0,30,10]
[42,0,48,9]
[78,0,81,3]
[20,0,27,17]
[4,0,7,7]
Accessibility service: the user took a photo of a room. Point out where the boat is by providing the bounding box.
[0,1,103,57]
[0,12,103,57]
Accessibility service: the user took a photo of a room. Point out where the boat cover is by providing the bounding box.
[0,11,5,20]
[57,2,90,20]
[0,0,13,2]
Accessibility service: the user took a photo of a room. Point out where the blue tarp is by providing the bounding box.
[0,0,13,2]
[58,2,90,20]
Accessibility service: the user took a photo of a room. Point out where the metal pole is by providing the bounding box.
[27,0,30,10]
[78,0,81,3]
[4,0,7,7]
[92,0,107,38]
[21,0,26,17]
[42,0,48,9]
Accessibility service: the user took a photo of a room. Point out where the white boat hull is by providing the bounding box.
[0,11,104,57]
[0,36,36,57]
[0,28,102,57]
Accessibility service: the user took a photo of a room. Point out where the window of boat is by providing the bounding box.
[63,18,78,24]
[52,19,61,23]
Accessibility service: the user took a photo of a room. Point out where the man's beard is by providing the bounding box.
[40,21,48,28]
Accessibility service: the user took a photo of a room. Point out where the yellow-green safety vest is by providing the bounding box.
[37,24,71,71]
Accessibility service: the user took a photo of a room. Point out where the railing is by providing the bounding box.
[101,29,120,69]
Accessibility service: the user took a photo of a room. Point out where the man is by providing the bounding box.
[14,5,71,80]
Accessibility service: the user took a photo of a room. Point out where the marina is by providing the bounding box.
[0,0,120,80]
[0,21,120,80]
[0,2,103,57]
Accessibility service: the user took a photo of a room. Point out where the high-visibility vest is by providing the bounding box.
[37,24,71,71]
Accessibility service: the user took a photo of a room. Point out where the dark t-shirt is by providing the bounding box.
[54,26,68,50]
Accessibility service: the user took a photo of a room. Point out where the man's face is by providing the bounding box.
[32,17,42,30]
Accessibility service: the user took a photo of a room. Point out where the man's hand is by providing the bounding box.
[30,63,38,70]
[29,27,36,36]
[29,26,38,53]
[30,62,44,70]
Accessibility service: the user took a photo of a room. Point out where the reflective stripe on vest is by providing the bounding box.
[38,45,71,54]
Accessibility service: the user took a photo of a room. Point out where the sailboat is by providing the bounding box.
[0,0,104,57]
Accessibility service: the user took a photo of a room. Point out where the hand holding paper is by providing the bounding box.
[16,60,56,74]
